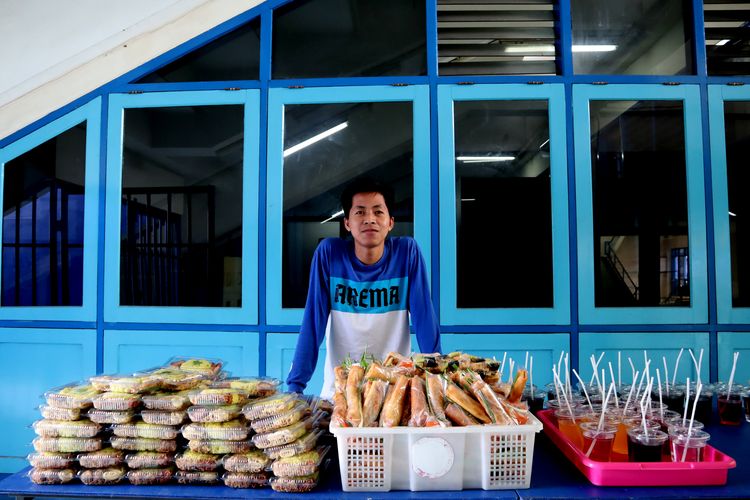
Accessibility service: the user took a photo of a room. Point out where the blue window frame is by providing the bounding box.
[437,84,570,325]
[0,98,101,321]
[104,91,260,324]
[574,84,708,324]
[266,85,432,325]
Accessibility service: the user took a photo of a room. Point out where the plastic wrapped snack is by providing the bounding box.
[33,419,100,438]
[269,472,319,493]
[187,439,253,455]
[112,422,179,440]
[250,401,310,434]
[251,417,313,449]
[222,450,271,473]
[187,404,243,423]
[110,436,176,453]
[188,388,249,406]
[92,392,142,411]
[167,357,223,378]
[89,374,161,394]
[127,466,174,485]
[141,410,187,426]
[27,452,75,469]
[33,437,102,453]
[181,420,249,441]
[125,451,174,469]
[79,466,127,485]
[211,377,280,397]
[39,405,80,421]
[29,467,77,485]
[263,429,323,460]
[45,383,99,409]
[175,450,222,471]
[271,446,329,477]
[78,447,125,468]
[242,393,300,421]
[87,409,136,424]
[139,367,206,391]
[175,470,220,485]
[142,391,192,411]
[223,471,271,489]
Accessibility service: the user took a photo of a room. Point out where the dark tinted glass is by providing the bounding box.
[282,101,414,308]
[705,2,750,75]
[2,124,86,306]
[121,105,244,307]
[590,100,690,307]
[454,100,552,308]
[135,19,260,83]
[273,0,426,78]
[438,0,558,76]
[723,101,750,306]
[572,0,694,75]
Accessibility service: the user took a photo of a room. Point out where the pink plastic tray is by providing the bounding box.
[537,409,736,486]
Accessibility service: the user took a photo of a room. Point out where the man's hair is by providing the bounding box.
[340,177,394,217]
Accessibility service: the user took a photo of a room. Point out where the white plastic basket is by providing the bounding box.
[331,413,543,491]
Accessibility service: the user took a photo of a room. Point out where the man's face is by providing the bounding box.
[344,192,394,250]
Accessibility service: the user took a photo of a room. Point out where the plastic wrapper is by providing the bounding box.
[242,393,300,421]
[39,405,80,421]
[110,436,176,452]
[33,437,102,453]
[303,395,334,414]
[380,375,410,427]
[187,439,253,454]
[263,429,322,460]
[269,472,319,493]
[27,452,75,469]
[29,467,77,485]
[87,409,136,424]
[45,383,99,409]
[125,451,174,469]
[344,365,365,426]
[210,377,280,397]
[78,447,125,468]
[175,470,221,485]
[222,450,271,473]
[188,388,249,406]
[250,401,310,433]
[112,422,179,440]
[362,379,389,427]
[89,374,161,394]
[223,471,270,488]
[443,376,491,424]
[181,419,249,441]
[141,410,186,426]
[444,402,479,426]
[408,377,434,427]
[251,416,313,449]
[425,372,451,426]
[33,419,100,438]
[187,404,243,423]
[92,392,141,411]
[175,450,222,471]
[138,367,207,391]
[271,446,329,477]
[79,466,127,485]
[141,391,191,411]
[167,357,223,378]
[127,467,174,485]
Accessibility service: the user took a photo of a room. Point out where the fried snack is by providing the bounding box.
[189,388,249,406]
[92,392,142,411]
[223,471,270,488]
[29,467,76,484]
[127,467,174,485]
[33,419,100,438]
[187,439,253,455]
[39,405,80,421]
[45,384,99,409]
[242,393,300,421]
[79,466,127,485]
[181,419,249,441]
[445,402,479,426]
[271,446,328,477]
[110,437,176,453]
[125,451,174,469]
[262,429,322,460]
[252,417,313,449]
[175,470,220,485]
[462,370,514,425]
[361,379,389,427]
[211,377,280,397]
[141,410,187,426]
[425,372,450,426]
[383,352,413,368]
[408,377,428,426]
[250,402,310,433]
[112,422,179,440]
[27,452,75,469]
[269,472,319,492]
[364,362,400,383]
[89,375,161,394]
[86,409,136,424]
[142,368,206,391]
[188,404,243,423]
[345,365,365,426]
[33,437,102,453]
[443,377,491,424]
[380,375,409,427]
[175,450,222,471]
[78,447,125,468]
[508,369,528,403]
[168,357,222,377]
[141,391,192,411]
[222,450,271,473]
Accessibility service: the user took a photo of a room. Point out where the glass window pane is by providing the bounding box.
[121,105,244,307]
[571,0,694,75]
[272,0,426,78]
[135,19,261,83]
[2,124,86,306]
[590,100,689,307]
[705,2,750,75]
[453,100,552,308]
[723,101,750,306]
[282,101,414,308]
[438,0,558,76]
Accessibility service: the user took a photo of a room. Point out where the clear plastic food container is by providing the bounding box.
[141,410,187,426]
[92,392,142,411]
[125,451,174,469]
[39,405,80,421]
[27,452,76,469]
[222,450,271,473]
[211,377,280,397]
[110,436,176,453]
[188,388,249,406]
[174,470,221,485]
[187,439,254,455]
[263,429,323,460]
[269,472,319,493]
[187,404,243,423]
[223,471,271,488]
[181,420,249,441]
[29,467,77,485]
[33,437,102,453]
[175,450,222,471]
[89,374,161,394]
[87,409,136,424]
[127,466,174,485]
[141,391,192,411]
[242,393,300,421]
[79,466,127,485]
[137,367,207,391]
[251,416,313,449]
[77,447,125,468]
[271,446,329,477]
[112,422,179,440]
[44,383,99,409]
[250,401,310,434]
[166,357,223,378]
[33,419,100,438]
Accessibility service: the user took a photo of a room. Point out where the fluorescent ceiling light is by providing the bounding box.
[505,45,555,54]
[729,211,737,217]
[284,122,348,157]
[539,138,550,149]
[321,209,345,224]
[716,39,731,46]
[522,56,556,61]
[461,198,476,202]
[572,45,617,52]
[457,156,515,162]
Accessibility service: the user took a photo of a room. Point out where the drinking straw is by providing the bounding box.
[530,355,534,397]
[656,368,664,421]
[601,369,607,399]
[628,357,636,384]
[565,353,572,400]
[552,366,561,404]
[697,349,704,385]
[524,351,529,372]
[585,383,615,458]
[618,351,622,389]
[672,348,684,388]
[608,362,619,407]
[644,350,650,381]
[590,355,602,393]
[623,370,640,413]
[553,366,575,422]
[682,382,703,462]
[507,359,515,384]
[727,351,740,397]
[682,377,690,426]
[662,356,670,396]
[557,351,565,385]
[639,382,650,436]
[572,368,594,412]
[499,352,507,380]
[634,360,650,402]
[689,349,700,384]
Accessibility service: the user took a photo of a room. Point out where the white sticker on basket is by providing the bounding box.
[411,437,454,479]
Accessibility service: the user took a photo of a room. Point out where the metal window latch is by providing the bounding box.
[391,83,409,87]
[728,82,745,86]
[224,87,241,91]
[457,81,474,85]
[127,90,144,94]
[527,81,544,85]
[663,82,680,86]
[592,81,608,85]
[288,85,304,89]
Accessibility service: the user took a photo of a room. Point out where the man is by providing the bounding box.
[286,177,440,397]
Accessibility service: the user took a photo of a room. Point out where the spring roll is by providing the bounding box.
[425,372,450,425]
[445,402,479,426]
[443,377,491,424]
[408,377,428,427]
[361,380,389,427]
[380,375,409,427]
[345,365,365,427]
